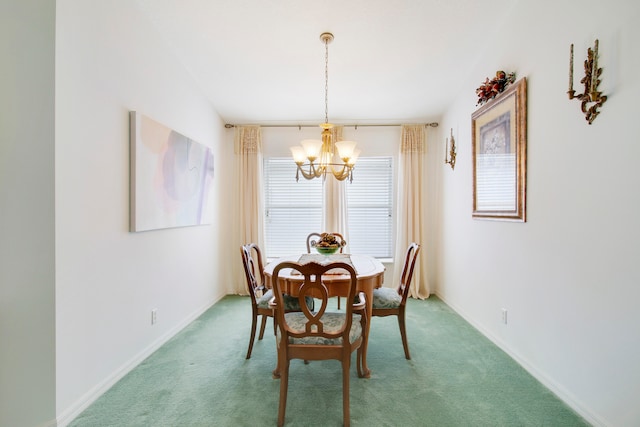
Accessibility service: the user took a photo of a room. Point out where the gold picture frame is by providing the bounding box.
[472,77,527,221]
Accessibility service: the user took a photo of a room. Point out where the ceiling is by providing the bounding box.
[134,0,517,126]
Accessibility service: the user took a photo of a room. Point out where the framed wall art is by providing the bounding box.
[471,77,527,222]
[129,111,215,232]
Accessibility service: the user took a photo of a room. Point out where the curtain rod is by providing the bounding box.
[224,122,438,129]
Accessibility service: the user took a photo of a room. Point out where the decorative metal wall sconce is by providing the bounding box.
[445,128,456,170]
[567,39,607,124]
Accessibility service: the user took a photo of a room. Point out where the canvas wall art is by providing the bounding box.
[130,111,214,232]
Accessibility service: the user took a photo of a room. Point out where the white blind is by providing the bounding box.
[345,157,393,257]
[264,158,322,257]
[264,157,393,259]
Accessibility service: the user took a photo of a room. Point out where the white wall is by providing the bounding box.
[0,2,56,426]
[55,1,229,424]
[436,1,640,425]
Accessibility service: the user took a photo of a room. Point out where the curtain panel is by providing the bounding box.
[394,125,430,299]
[232,125,265,294]
[322,125,350,250]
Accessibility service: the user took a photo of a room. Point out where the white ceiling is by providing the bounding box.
[134,0,517,126]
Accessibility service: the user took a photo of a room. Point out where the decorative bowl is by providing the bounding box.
[315,245,340,255]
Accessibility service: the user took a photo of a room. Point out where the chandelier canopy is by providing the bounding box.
[290,33,359,182]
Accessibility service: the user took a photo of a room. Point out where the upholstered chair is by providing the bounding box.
[371,242,420,359]
[270,260,367,427]
[240,243,313,359]
[306,232,347,309]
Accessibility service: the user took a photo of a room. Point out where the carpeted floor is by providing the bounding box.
[69,295,589,426]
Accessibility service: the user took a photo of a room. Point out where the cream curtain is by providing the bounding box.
[231,126,265,295]
[322,125,350,250]
[393,125,430,299]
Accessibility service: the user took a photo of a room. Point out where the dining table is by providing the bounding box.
[264,253,385,378]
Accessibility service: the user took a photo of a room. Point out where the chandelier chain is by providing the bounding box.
[324,37,329,124]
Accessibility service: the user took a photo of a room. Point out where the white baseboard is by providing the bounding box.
[56,294,225,427]
[434,291,606,427]
[35,418,58,427]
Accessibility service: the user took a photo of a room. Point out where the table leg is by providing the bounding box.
[360,288,372,378]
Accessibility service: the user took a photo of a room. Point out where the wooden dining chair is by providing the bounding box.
[371,242,421,360]
[240,243,313,359]
[306,232,346,309]
[271,260,367,427]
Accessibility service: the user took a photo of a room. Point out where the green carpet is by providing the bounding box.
[69,295,589,426]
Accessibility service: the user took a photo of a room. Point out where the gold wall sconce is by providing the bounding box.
[445,128,456,170]
[567,39,607,124]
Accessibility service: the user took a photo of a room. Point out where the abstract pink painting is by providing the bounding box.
[129,111,214,232]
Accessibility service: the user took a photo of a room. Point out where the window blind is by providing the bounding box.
[345,157,393,257]
[264,158,322,257]
[264,157,393,259]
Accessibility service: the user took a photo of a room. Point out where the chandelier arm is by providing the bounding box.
[296,161,353,182]
[295,164,315,181]
[295,162,322,180]
[328,163,351,179]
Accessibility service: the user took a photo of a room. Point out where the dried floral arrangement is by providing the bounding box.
[476,71,516,106]
[311,233,347,249]
[310,232,347,255]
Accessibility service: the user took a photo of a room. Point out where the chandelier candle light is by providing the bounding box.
[290,33,360,182]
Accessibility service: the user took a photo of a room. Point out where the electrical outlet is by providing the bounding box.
[151,309,158,325]
[501,308,508,324]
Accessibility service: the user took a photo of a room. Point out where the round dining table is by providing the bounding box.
[264,253,385,378]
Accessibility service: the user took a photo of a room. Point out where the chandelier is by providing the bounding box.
[290,33,360,182]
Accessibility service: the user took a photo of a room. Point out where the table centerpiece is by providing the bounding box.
[311,233,347,255]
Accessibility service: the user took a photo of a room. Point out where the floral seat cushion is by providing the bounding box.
[277,312,362,345]
[257,289,313,311]
[372,287,402,309]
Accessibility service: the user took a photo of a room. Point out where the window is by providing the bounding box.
[264,157,393,258]
[264,158,322,257]
[345,157,393,258]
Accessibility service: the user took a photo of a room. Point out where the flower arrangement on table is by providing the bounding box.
[311,233,347,255]
[475,70,516,106]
